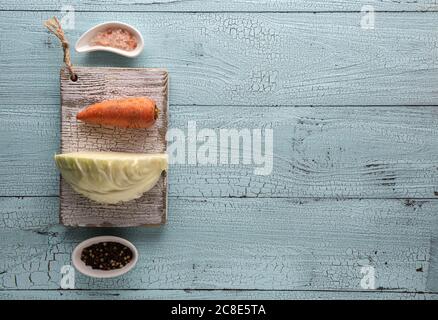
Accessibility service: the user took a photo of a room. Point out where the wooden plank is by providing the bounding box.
[1,12,437,106]
[60,67,168,227]
[0,196,437,291]
[0,197,58,229]
[1,289,438,300]
[1,105,437,198]
[1,0,436,12]
[0,105,59,195]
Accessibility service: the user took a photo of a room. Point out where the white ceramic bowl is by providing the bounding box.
[72,236,138,278]
[75,21,144,58]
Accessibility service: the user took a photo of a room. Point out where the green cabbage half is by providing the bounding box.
[55,152,168,204]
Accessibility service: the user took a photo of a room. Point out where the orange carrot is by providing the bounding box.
[76,97,158,128]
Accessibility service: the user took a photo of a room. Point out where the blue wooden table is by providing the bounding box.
[0,1,437,300]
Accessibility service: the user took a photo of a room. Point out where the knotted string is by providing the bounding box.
[44,17,77,81]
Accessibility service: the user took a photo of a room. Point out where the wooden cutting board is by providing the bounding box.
[59,67,168,227]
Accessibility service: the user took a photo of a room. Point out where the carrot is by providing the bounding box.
[76,97,158,128]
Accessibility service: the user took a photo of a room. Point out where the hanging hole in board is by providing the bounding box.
[70,74,78,82]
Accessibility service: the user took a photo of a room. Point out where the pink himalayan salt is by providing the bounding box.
[91,27,137,51]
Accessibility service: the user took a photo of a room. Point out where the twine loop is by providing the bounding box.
[44,17,77,81]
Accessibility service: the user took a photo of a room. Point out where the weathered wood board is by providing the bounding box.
[59,67,168,227]
[2,105,437,199]
[3,290,438,300]
[1,0,436,12]
[2,12,438,106]
[1,196,437,292]
[1,5,437,300]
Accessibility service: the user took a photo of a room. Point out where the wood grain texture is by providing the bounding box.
[0,4,437,300]
[0,197,437,292]
[60,67,168,227]
[1,0,437,11]
[1,105,437,198]
[1,12,437,106]
[2,290,438,300]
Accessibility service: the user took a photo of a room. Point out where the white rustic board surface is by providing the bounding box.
[59,67,168,227]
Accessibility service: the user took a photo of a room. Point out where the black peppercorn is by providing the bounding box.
[80,242,133,270]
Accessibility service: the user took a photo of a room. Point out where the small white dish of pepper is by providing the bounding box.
[72,236,138,278]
